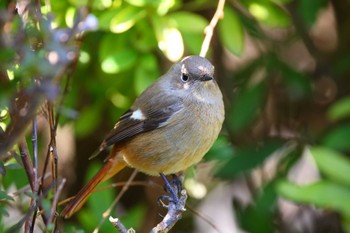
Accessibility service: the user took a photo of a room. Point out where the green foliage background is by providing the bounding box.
[1,0,350,232]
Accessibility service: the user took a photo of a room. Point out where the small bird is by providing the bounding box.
[61,55,225,218]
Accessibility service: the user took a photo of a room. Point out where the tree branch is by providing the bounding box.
[200,0,226,57]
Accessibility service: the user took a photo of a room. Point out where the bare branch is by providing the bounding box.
[150,190,188,233]
[47,178,66,227]
[109,217,135,233]
[200,0,226,57]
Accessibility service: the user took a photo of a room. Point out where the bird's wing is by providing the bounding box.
[90,97,183,158]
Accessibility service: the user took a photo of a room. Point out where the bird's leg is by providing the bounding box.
[169,174,182,195]
[158,173,181,206]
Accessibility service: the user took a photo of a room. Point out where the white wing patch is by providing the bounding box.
[130,109,146,120]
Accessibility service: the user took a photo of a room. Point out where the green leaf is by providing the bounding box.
[134,54,159,94]
[181,32,204,55]
[204,136,234,161]
[0,190,14,201]
[277,180,350,218]
[239,181,276,233]
[169,12,208,33]
[152,16,184,61]
[2,163,27,189]
[310,146,350,185]
[298,0,327,27]
[229,80,267,133]
[322,124,350,151]
[216,140,282,179]
[219,6,244,56]
[328,97,350,121]
[101,49,138,74]
[245,0,290,27]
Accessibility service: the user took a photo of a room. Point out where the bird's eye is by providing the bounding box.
[181,73,189,82]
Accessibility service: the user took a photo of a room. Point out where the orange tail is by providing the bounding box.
[61,154,126,218]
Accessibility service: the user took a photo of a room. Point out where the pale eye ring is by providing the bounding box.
[181,73,189,82]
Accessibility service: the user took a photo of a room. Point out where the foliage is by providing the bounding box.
[1,0,350,232]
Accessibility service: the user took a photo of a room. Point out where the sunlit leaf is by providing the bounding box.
[277,180,350,218]
[110,6,146,33]
[219,6,244,56]
[245,0,291,27]
[99,6,146,33]
[125,0,148,7]
[328,97,350,121]
[127,0,175,13]
[311,146,350,185]
[152,16,184,62]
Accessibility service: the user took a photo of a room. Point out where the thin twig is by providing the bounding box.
[200,0,226,57]
[109,217,135,233]
[30,117,39,233]
[47,178,66,228]
[18,139,35,190]
[94,170,138,233]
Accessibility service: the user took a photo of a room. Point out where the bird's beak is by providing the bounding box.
[200,74,213,82]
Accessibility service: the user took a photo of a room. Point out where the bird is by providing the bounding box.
[61,55,225,218]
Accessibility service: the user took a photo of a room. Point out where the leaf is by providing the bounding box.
[99,6,146,33]
[328,97,350,121]
[322,124,350,151]
[134,54,159,94]
[216,140,282,179]
[310,146,350,185]
[228,80,267,133]
[169,12,208,33]
[101,49,138,74]
[277,180,350,218]
[110,6,146,33]
[219,6,244,56]
[0,190,14,201]
[245,0,290,27]
[239,181,277,233]
[298,0,327,27]
[204,136,234,161]
[152,16,184,62]
[0,161,5,176]
[181,32,204,55]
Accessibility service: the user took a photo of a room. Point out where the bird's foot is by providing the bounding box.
[158,173,182,207]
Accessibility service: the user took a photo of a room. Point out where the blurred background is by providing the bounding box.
[1,0,350,232]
